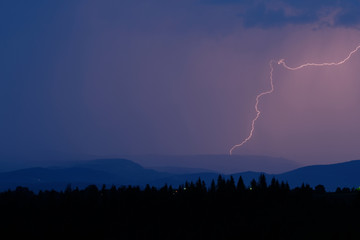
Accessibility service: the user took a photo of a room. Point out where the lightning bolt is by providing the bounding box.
[229,44,360,155]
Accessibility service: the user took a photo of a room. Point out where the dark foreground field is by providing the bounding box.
[1,175,359,240]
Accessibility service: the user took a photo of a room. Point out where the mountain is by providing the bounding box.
[0,151,96,172]
[1,158,360,192]
[71,158,170,182]
[123,154,301,174]
[151,166,214,174]
[0,167,121,191]
[275,159,360,191]
[0,159,170,191]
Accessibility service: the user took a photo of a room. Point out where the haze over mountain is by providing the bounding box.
[0,154,300,174]
[121,154,301,174]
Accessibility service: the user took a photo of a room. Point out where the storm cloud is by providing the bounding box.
[208,0,360,29]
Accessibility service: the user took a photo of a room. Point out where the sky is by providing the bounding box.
[2,0,360,167]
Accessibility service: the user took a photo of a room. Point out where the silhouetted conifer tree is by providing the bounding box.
[189,182,195,192]
[144,184,151,193]
[269,177,280,192]
[196,178,203,192]
[210,179,216,193]
[258,174,267,191]
[160,184,169,195]
[315,184,326,193]
[227,176,236,192]
[217,175,226,192]
[201,180,206,193]
[250,179,257,190]
[236,176,246,193]
[185,181,190,190]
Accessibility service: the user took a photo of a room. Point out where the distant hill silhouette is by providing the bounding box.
[275,160,360,191]
[0,158,360,191]
[122,154,301,174]
[72,158,171,181]
[0,159,169,191]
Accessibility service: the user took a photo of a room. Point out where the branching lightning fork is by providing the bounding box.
[229,44,360,155]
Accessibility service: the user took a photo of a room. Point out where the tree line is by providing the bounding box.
[0,174,359,239]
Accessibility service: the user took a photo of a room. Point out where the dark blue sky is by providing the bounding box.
[2,0,360,166]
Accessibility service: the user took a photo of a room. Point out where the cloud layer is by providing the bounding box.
[208,0,360,28]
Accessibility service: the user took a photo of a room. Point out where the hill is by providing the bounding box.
[276,159,360,191]
[0,158,360,191]
[124,154,300,174]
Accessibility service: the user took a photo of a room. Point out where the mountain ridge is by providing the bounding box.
[0,158,359,191]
